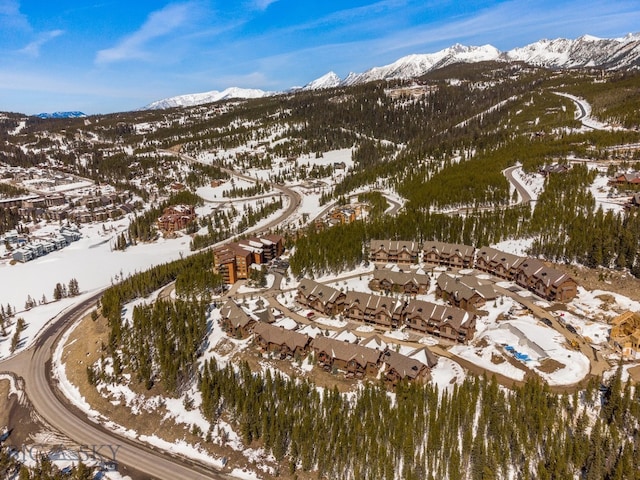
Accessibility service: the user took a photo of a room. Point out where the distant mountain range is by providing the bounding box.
[142,33,640,110]
[35,111,86,119]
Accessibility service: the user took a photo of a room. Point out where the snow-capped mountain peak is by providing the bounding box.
[141,87,271,110]
[344,44,502,85]
[142,33,640,110]
[302,71,342,90]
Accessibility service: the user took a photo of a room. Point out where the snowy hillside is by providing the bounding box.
[141,87,271,110]
[343,44,501,85]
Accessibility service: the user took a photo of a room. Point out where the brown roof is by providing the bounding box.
[402,299,473,330]
[382,350,429,379]
[423,241,475,258]
[220,300,254,329]
[298,278,344,304]
[476,246,525,271]
[262,233,284,245]
[344,291,398,315]
[409,347,439,369]
[518,258,575,287]
[369,239,420,256]
[436,273,496,302]
[253,323,310,351]
[311,336,381,367]
[372,268,430,287]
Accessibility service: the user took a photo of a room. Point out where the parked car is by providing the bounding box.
[541,317,553,327]
[566,324,578,335]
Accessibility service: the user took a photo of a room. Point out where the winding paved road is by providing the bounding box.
[503,165,533,204]
[0,293,230,479]
[0,150,304,479]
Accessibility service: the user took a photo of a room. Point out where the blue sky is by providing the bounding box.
[1,0,639,115]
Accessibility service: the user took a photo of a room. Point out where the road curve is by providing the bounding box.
[0,293,230,479]
[0,150,305,479]
[503,165,533,204]
[162,149,302,236]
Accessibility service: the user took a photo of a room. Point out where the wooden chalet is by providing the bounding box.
[253,323,311,359]
[343,291,400,329]
[609,311,640,360]
[610,171,640,186]
[515,258,577,302]
[296,279,346,316]
[422,241,475,268]
[539,163,570,176]
[475,246,525,280]
[369,268,430,295]
[220,300,255,338]
[381,348,436,387]
[369,239,420,265]
[435,273,496,312]
[311,336,381,378]
[401,299,476,343]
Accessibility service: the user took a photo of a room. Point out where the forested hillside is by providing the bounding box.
[4,62,640,479]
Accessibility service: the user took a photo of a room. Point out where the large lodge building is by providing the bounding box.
[213,234,284,283]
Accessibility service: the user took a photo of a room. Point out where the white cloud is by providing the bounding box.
[251,0,278,11]
[0,0,30,30]
[19,29,64,57]
[95,2,195,64]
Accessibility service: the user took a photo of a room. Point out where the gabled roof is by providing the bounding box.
[403,299,473,329]
[436,273,496,301]
[408,347,439,369]
[359,334,387,351]
[423,241,475,258]
[372,268,430,286]
[382,349,429,379]
[311,336,381,367]
[518,259,575,287]
[476,246,525,271]
[220,300,254,329]
[369,239,420,255]
[253,322,310,351]
[297,279,344,304]
[344,291,398,314]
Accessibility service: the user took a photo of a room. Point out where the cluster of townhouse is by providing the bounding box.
[368,266,497,313]
[219,299,437,386]
[314,203,367,231]
[1,188,134,224]
[8,226,81,262]
[296,278,477,343]
[369,240,578,302]
[157,204,197,233]
[213,234,285,283]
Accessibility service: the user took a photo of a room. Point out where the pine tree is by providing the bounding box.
[53,283,64,301]
[68,278,80,296]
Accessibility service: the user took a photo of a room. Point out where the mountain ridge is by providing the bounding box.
[142,33,640,110]
[35,111,86,119]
